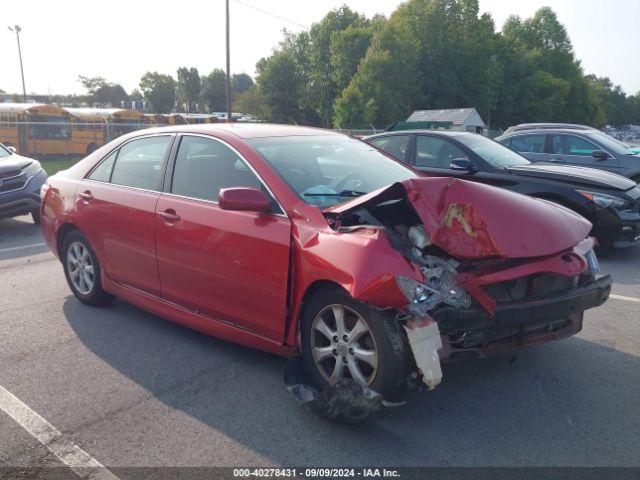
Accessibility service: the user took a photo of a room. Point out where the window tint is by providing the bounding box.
[551,134,599,156]
[171,135,262,202]
[415,136,468,168]
[510,134,546,153]
[110,136,171,190]
[370,135,410,161]
[88,151,117,182]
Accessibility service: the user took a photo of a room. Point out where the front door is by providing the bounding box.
[550,133,621,173]
[155,134,291,341]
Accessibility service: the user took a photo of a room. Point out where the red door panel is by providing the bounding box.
[74,180,161,296]
[155,194,291,341]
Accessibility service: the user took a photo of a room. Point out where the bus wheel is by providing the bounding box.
[86,143,97,155]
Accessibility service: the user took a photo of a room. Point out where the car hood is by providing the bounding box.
[0,154,33,173]
[327,177,591,260]
[505,163,635,191]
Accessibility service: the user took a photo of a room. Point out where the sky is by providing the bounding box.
[1,0,638,97]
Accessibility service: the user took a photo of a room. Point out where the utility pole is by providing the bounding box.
[225,0,232,123]
[8,25,27,103]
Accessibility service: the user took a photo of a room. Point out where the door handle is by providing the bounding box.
[157,209,181,223]
[78,191,93,201]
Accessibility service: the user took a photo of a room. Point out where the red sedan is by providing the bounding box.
[41,124,611,419]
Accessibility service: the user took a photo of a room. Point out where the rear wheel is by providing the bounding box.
[62,230,113,306]
[301,286,411,401]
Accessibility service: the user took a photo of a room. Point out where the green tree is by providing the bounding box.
[176,67,202,113]
[78,75,129,108]
[233,86,268,118]
[231,73,254,96]
[139,72,176,113]
[200,69,227,112]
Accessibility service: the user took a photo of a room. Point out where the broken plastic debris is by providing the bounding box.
[283,355,403,423]
[404,316,443,389]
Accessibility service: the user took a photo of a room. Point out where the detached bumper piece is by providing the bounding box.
[283,356,402,424]
[434,275,612,361]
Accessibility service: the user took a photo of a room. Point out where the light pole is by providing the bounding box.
[8,25,27,103]
[225,0,232,123]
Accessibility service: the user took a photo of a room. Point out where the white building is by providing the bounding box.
[406,108,486,133]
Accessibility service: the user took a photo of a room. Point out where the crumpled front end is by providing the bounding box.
[325,177,612,391]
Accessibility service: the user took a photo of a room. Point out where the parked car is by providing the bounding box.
[503,123,596,135]
[41,124,611,421]
[0,142,47,224]
[365,131,640,249]
[495,128,640,181]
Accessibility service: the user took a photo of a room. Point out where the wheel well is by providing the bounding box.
[56,223,79,260]
[290,280,346,347]
[631,174,640,184]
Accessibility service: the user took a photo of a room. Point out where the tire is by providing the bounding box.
[62,230,113,306]
[31,208,41,225]
[300,286,411,401]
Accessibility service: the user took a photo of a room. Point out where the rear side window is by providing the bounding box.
[509,134,546,153]
[88,151,117,182]
[550,134,599,156]
[171,135,262,202]
[369,135,410,161]
[110,136,171,190]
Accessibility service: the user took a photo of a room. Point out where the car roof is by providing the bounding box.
[506,123,596,132]
[365,130,470,140]
[127,123,339,139]
[500,128,602,137]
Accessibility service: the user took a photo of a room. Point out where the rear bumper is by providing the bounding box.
[434,275,611,361]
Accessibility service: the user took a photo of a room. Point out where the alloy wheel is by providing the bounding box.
[310,304,379,386]
[66,241,95,295]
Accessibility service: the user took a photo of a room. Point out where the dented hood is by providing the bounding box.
[328,177,592,260]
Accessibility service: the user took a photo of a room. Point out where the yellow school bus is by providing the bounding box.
[0,103,74,156]
[69,108,147,143]
[183,113,218,124]
[144,113,188,126]
[66,108,109,155]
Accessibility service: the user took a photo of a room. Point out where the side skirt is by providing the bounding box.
[101,272,293,357]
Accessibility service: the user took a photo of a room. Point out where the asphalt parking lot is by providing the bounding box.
[1,214,639,474]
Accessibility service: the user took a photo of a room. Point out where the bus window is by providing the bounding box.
[28,116,71,140]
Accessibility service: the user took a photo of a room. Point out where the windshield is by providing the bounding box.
[0,144,11,159]
[247,135,418,208]
[585,132,635,155]
[456,134,530,168]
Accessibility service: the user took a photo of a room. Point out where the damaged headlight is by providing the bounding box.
[577,190,626,209]
[396,255,472,315]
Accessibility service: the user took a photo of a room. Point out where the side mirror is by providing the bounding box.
[7,146,17,154]
[219,187,271,212]
[592,150,610,160]
[450,158,475,171]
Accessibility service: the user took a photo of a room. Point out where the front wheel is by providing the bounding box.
[62,230,113,306]
[301,286,411,401]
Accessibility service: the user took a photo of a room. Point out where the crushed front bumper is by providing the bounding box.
[432,275,612,361]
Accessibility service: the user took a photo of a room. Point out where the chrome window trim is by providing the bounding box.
[83,178,161,196]
[169,133,287,216]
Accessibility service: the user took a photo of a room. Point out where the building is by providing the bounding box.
[406,108,486,133]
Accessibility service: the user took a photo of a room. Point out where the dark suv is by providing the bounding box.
[0,143,47,223]
[496,128,640,182]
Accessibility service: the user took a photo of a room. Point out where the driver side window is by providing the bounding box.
[415,136,468,168]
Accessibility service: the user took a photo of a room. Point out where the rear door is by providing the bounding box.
[368,135,412,163]
[75,134,173,297]
[155,134,291,341]
[503,133,550,163]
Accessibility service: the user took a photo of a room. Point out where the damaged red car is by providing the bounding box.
[41,125,611,419]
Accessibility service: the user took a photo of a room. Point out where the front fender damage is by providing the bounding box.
[285,177,603,422]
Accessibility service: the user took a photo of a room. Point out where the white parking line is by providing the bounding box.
[0,243,47,253]
[610,293,640,304]
[0,385,119,480]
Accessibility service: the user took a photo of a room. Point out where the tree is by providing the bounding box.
[139,72,176,113]
[231,73,254,96]
[234,86,268,118]
[176,67,201,113]
[200,69,227,112]
[78,75,129,108]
